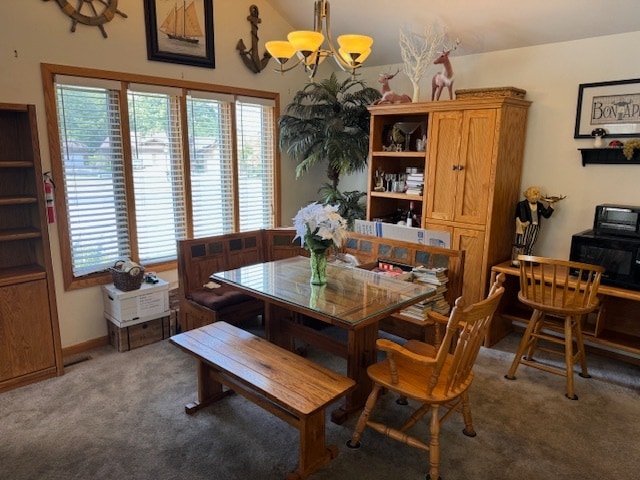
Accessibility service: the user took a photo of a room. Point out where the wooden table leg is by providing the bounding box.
[185,360,230,414]
[330,322,378,425]
[265,303,296,351]
[288,408,337,480]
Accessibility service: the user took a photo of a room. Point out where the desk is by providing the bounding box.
[489,260,640,364]
[212,256,435,423]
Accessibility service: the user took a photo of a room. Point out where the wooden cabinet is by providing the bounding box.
[367,96,530,305]
[0,103,63,393]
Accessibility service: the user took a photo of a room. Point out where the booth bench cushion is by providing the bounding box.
[187,286,255,311]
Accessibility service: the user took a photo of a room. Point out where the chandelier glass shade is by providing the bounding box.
[265,0,373,79]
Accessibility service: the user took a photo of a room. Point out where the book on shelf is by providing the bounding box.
[412,266,449,286]
[396,266,452,319]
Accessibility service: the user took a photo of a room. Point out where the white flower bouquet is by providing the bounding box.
[293,202,348,253]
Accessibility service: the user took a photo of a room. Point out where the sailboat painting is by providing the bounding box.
[160,1,203,45]
[144,0,215,68]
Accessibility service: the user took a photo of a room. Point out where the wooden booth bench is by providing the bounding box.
[177,229,465,342]
[177,229,305,332]
[170,321,355,480]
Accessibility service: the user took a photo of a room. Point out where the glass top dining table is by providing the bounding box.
[211,255,436,424]
[211,256,436,328]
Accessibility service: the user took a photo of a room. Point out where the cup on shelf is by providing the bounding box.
[392,180,406,193]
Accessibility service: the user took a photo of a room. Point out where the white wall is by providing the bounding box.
[2,1,639,348]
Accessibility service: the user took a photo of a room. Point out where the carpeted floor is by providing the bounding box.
[1,320,639,480]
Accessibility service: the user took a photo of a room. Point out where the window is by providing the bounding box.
[186,93,234,237]
[42,65,279,290]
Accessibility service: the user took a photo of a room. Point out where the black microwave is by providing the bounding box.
[570,229,640,291]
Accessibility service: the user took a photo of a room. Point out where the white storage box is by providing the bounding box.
[102,279,169,326]
[354,220,451,248]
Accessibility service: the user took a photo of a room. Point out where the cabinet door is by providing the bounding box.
[426,111,463,222]
[0,280,55,382]
[453,227,486,304]
[454,109,496,225]
[427,109,496,225]
[424,223,486,304]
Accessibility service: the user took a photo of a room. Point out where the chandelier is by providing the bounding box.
[265,0,373,79]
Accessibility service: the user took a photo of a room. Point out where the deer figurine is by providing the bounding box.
[431,40,460,101]
[373,69,412,105]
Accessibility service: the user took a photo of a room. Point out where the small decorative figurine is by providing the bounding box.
[372,70,412,105]
[511,186,566,265]
[431,39,460,101]
[374,169,386,192]
[591,128,607,148]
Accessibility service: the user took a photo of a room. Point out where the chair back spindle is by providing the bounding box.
[517,255,602,315]
[434,276,504,396]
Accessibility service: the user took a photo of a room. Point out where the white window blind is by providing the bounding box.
[47,66,278,287]
[128,90,186,264]
[54,83,130,276]
[236,99,276,231]
[186,94,234,237]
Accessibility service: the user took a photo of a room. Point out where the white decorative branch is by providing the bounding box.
[399,24,448,102]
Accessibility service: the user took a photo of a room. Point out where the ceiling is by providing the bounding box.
[264,0,640,67]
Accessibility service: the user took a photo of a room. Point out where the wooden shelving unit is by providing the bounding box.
[0,103,63,393]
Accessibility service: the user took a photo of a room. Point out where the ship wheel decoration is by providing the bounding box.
[44,0,128,38]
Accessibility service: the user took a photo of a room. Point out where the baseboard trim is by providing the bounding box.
[62,336,109,358]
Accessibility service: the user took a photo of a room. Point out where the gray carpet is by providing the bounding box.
[1,320,639,480]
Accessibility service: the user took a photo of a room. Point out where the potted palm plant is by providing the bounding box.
[278,73,381,228]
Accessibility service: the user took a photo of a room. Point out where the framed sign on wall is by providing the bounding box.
[143,0,215,68]
[574,78,640,138]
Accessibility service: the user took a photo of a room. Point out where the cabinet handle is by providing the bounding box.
[458,165,464,171]
[451,164,458,171]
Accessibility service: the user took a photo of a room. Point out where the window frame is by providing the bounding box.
[41,63,281,291]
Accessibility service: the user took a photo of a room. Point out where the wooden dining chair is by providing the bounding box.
[505,255,603,400]
[347,274,505,480]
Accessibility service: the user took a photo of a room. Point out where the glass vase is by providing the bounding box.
[309,250,328,285]
[309,284,326,309]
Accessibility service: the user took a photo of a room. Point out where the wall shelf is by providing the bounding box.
[579,148,640,166]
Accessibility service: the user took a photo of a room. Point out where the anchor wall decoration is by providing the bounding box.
[236,5,271,73]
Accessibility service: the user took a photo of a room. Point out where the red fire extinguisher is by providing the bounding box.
[43,172,56,224]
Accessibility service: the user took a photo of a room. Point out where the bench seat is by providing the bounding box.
[170,321,355,479]
[187,285,255,310]
[177,229,305,332]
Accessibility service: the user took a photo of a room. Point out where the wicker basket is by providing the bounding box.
[109,261,145,292]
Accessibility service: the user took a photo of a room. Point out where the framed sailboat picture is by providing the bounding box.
[144,0,215,68]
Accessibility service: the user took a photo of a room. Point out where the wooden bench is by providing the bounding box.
[170,321,356,480]
[342,232,465,342]
[177,229,305,332]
